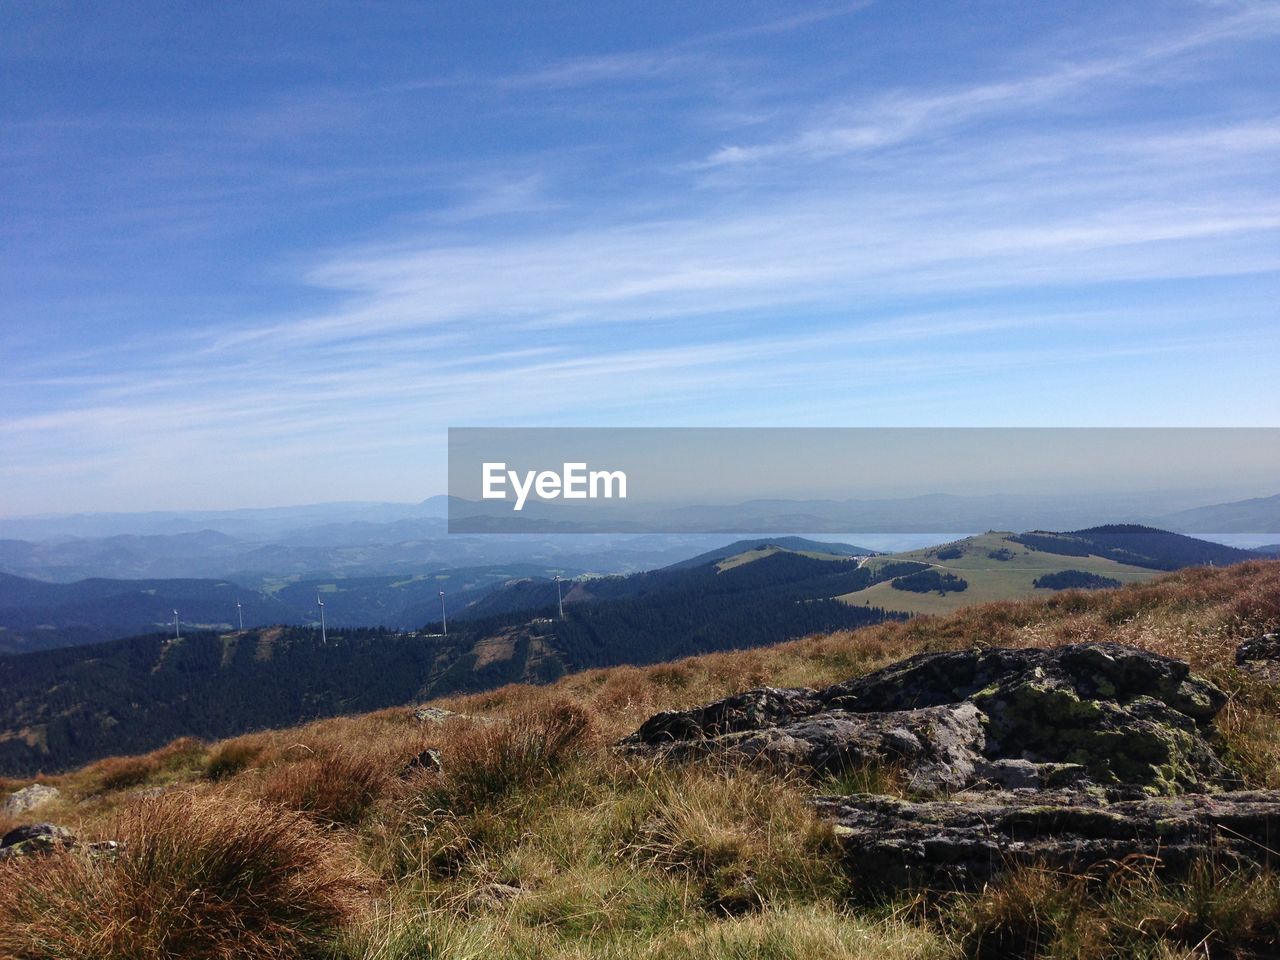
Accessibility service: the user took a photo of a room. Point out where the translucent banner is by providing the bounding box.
[447,428,1280,535]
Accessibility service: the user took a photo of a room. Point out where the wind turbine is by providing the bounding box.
[173,610,181,640]
[236,600,243,632]
[317,595,327,645]
[554,576,565,620]
[439,591,447,636]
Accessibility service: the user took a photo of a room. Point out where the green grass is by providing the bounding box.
[838,532,1157,615]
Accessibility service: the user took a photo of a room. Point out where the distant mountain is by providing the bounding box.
[1254,544,1280,557]
[662,537,876,571]
[0,563,587,654]
[1010,525,1262,571]
[1153,494,1280,535]
[0,573,297,655]
[0,498,452,541]
[0,524,734,584]
[835,525,1266,617]
[449,490,1226,534]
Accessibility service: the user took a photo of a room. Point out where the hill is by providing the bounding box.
[0,564,589,655]
[0,573,298,655]
[662,537,875,570]
[834,525,1251,616]
[0,546,907,774]
[1010,524,1260,570]
[1,561,1277,958]
[1154,492,1280,534]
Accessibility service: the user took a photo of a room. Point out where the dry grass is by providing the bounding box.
[4,561,1279,959]
[953,860,1280,959]
[0,790,371,960]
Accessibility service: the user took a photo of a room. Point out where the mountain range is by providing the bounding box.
[0,526,1270,774]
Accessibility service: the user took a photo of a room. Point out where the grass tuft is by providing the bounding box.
[0,789,371,960]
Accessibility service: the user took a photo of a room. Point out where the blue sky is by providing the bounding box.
[2,1,1278,514]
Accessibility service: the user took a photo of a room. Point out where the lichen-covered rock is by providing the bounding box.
[0,823,75,861]
[816,789,1280,890]
[1,783,60,816]
[648,702,988,793]
[620,643,1236,795]
[626,687,824,745]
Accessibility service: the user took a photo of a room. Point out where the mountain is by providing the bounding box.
[661,536,876,570]
[1153,493,1280,535]
[1009,524,1261,571]
[0,564,592,654]
[0,573,298,655]
[0,543,907,774]
[0,524,738,584]
[835,526,1266,616]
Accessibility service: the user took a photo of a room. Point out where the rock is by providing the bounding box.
[0,823,75,860]
[413,706,460,724]
[816,789,1280,890]
[2,784,60,816]
[621,643,1236,795]
[413,706,492,726]
[627,687,824,745]
[1236,634,1280,683]
[468,882,523,910]
[401,748,444,779]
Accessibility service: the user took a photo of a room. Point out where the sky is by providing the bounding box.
[2,0,1278,515]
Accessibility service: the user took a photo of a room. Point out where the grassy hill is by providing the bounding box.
[836,532,1156,614]
[836,526,1256,616]
[1,560,1277,959]
[663,537,875,570]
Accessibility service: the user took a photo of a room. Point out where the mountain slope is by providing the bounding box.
[1154,493,1280,534]
[835,527,1221,616]
[1010,524,1261,570]
[0,546,904,774]
[662,537,875,570]
[0,573,298,655]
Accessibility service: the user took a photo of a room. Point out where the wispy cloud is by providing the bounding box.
[2,1,1277,512]
[700,5,1280,167]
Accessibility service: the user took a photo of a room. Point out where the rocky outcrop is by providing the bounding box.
[815,789,1280,890]
[621,643,1235,795]
[621,643,1274,888]
[1236,633,1280,683]
[1,784,60,817]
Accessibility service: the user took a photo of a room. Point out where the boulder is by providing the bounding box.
[0,823,75,861]
[413,705,492,726]
[1,783,60,817]
[621,643,1236,795]
[1236,633,1280,683]
[413,706,461,724]
[816,789,1280,890]
[401,748,444,779]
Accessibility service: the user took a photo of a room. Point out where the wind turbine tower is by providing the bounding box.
[236,600,243,632]
[439,591,447,636]
[317,596,327,645]
[555,576,565,620]
[173,610,181,640]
